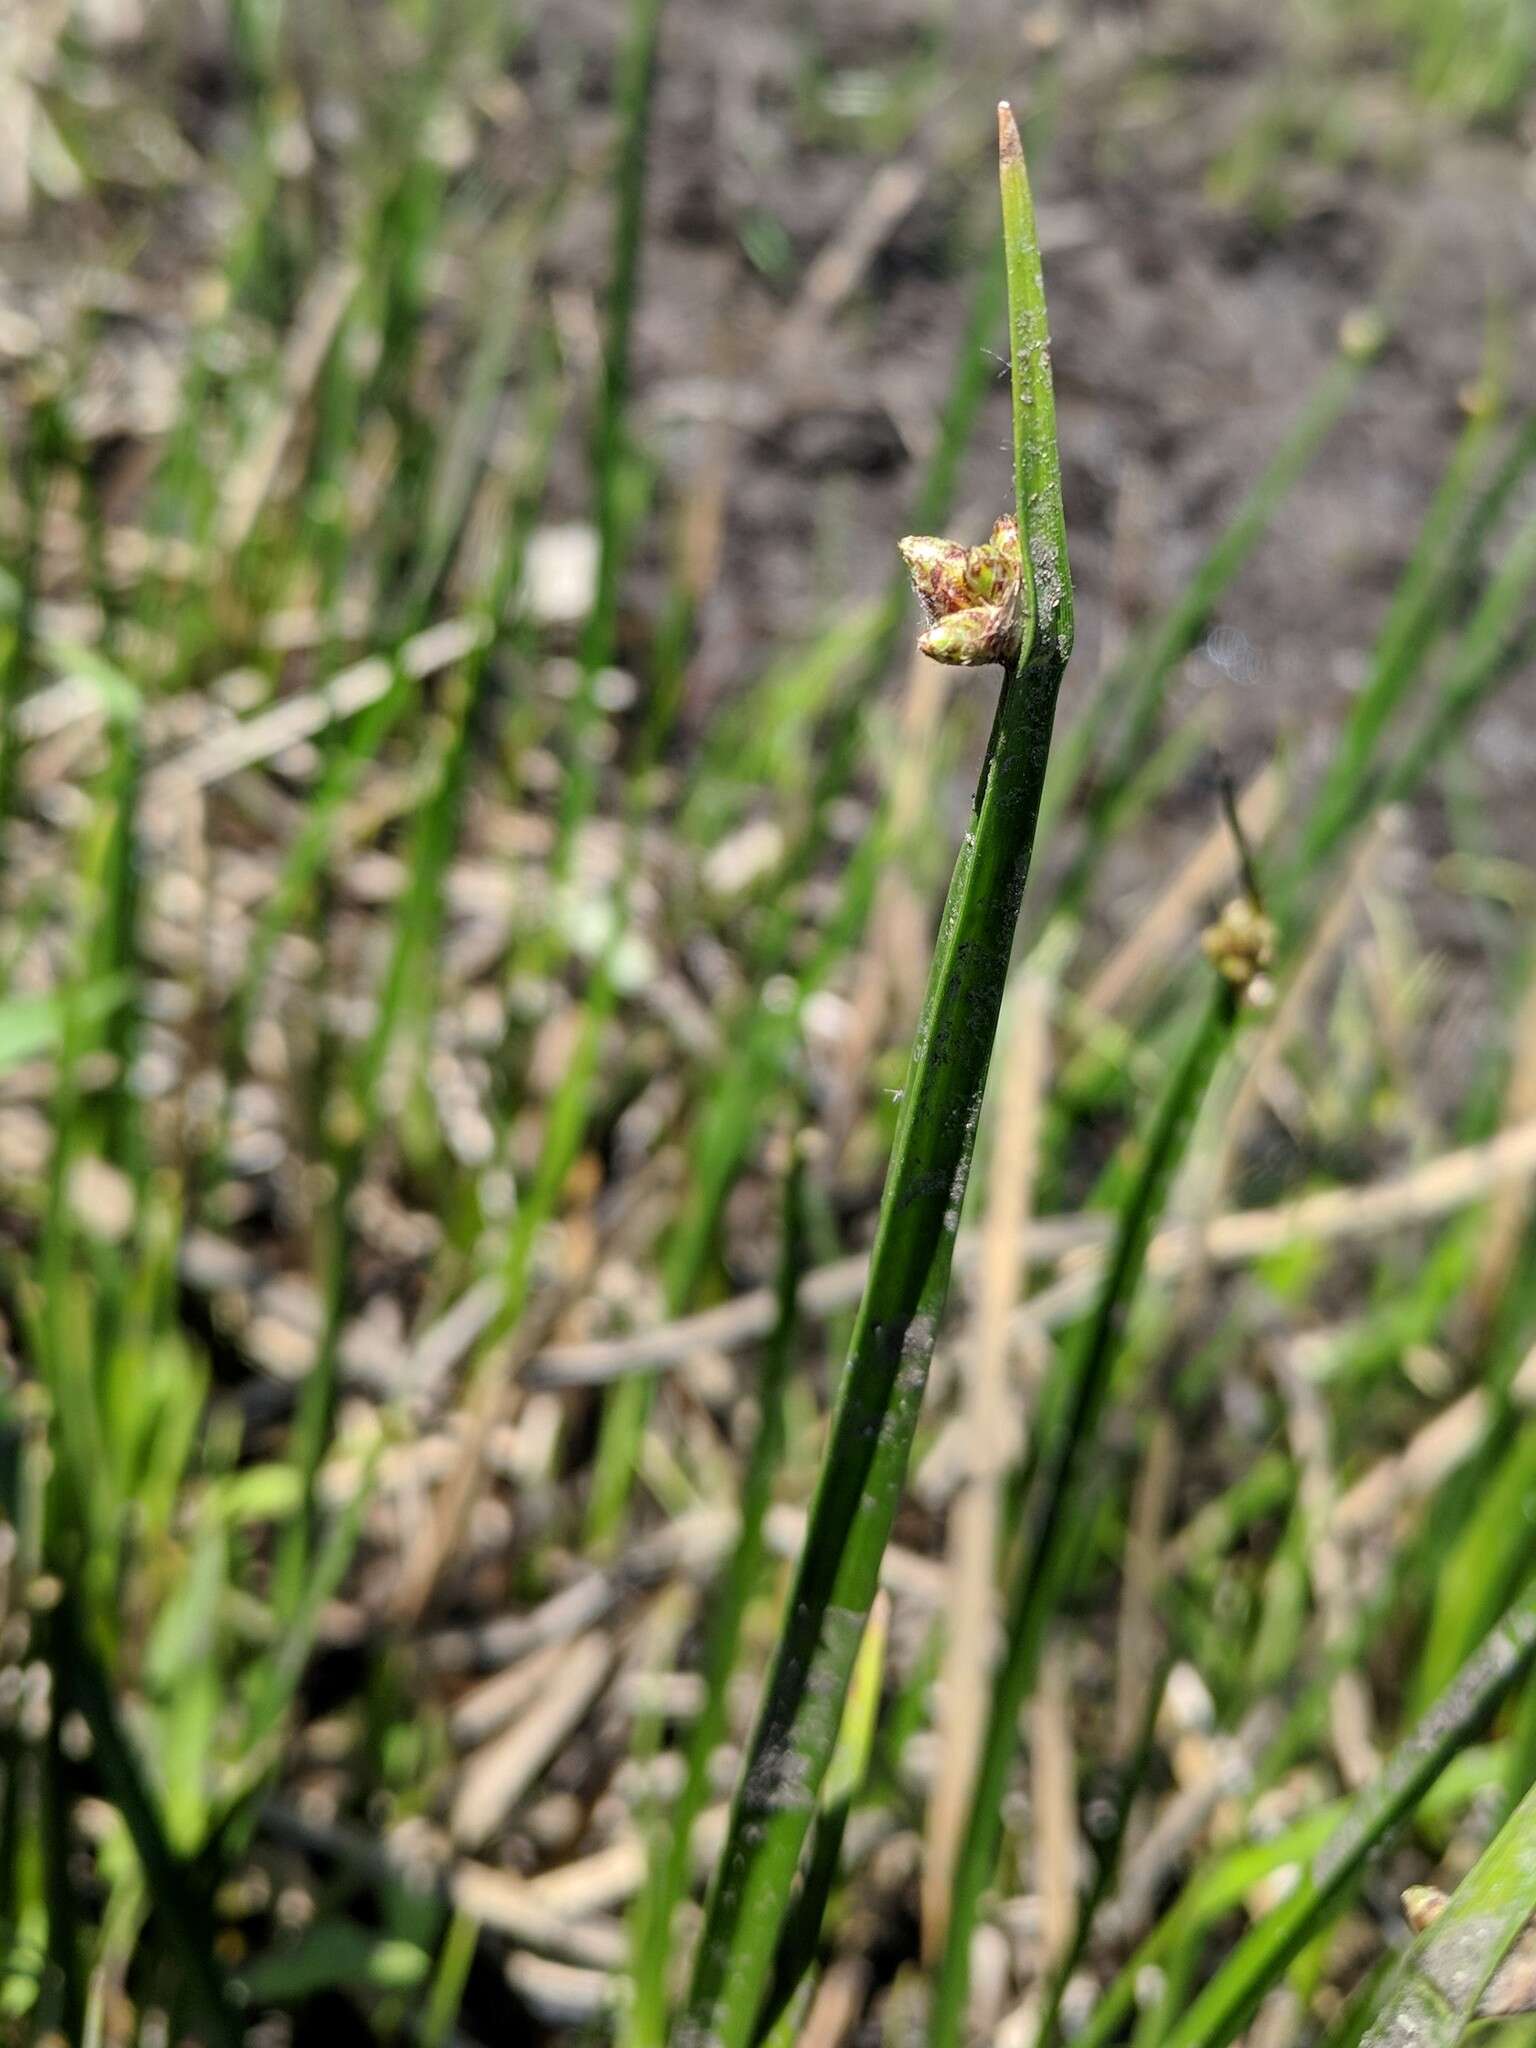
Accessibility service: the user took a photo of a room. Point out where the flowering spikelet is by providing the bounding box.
[1200,895,1276,1007]
[899,514,1025,667]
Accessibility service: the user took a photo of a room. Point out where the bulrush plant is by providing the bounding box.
[671,104,1073,2048]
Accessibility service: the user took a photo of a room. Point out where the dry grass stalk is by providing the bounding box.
[146,617,485,800]
[449,1631,613,1849]
[448,1862,628,1969]
[798,1956,874,2048]
[1113,1413,1179,1757]
[778,162,927,357]
[504,1951,613,2026]
[1032,1635,1083,1976]
[215,257,364,552]
[1334,1343,1536,1538]
[1278,1354,1379,1788]
[528,1099,1536,1394]
[1110,1702,1283,1943]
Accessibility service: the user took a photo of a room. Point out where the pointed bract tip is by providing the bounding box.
[998,101,1022,165]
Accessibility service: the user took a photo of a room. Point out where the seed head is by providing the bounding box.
[1200,895,1276,1008]
[899,515,1025,667]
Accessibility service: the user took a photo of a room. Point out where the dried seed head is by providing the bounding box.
[1200,896,1277,1006]
[899,515,1024,667]
[1339,307,1386,363]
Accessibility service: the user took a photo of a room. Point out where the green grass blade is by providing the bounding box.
[673,103,1073,2048]
[932,979,1239,2047]
[1380,503,1536,809]
[1292,393,1508,876]
[624,1152,808,2047]
[1154,1589,1536,2048]
[1357,1777,1536,2048]
[0,393,55,842]
[52,1594,242,2048]
[555,0,668,869]
[999,106,1071,666]
[749,1590,890,2046]
[0,982,124,1076]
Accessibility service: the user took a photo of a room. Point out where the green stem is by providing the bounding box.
[1359,1774,1536,2046]
[673,103,1073,2048]
[932,982,1238,2048]
[750,1593,890,2044]
[625,1154,807,2047]
[53,1592,242,2048]
[556,0,668,869]
[1158,1587,1536,2048]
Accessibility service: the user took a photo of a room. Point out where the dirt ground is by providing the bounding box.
[536,0,1536,1079]
[9,0,1536,924]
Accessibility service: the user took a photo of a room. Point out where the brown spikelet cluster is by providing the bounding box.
[898,515,1026,667]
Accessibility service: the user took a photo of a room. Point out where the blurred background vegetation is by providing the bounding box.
[1,0,1536,2042]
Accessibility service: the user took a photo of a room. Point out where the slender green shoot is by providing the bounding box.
[555,0,669,868]
[932,974,1243,2046]
[624,1150,808,2047]
[52,1594,242,2048]
[1153,1586,1536,2048]
[1358,1775,1536,2048]
[674,103,1073,2048]
[750,1591,891,2045]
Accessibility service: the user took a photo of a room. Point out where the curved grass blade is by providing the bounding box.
[672,103,1073,2048]
[1357,1776,1536,2048]
[1153,1587,1536,2048]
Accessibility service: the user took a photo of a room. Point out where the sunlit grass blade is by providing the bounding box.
[1358,1776,1536,2048]
[1149,1587,1536,2048]
[52,1592,242,2048]
[674,103,1073,2048]
[750,1590,890,2046]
